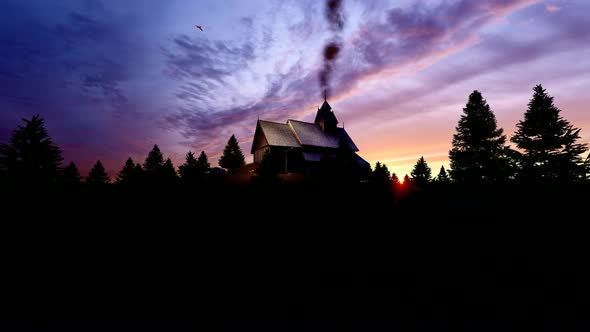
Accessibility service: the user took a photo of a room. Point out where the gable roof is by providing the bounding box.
[255,120,300,149]
[251,117,360,153]
[287,120,340,148]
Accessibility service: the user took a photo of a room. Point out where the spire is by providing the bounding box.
[319,100,332,113]
[315,99,338,132]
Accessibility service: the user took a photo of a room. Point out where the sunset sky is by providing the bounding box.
[1,0,589,178]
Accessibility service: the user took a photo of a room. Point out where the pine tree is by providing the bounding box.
[196,151,211,174]
[391,172,400,186]
[435,166,450,184]
[162,158,178,183]
[134,163,145,183]
[372,161,391,183]
[179,151,209,183]
[62,161,81,184]
[511,84,589,183]
[219,135,245,172]
[403,174,411,185]
[117,157,139,184]
[0,115,63,184]
[410,156,432,186]
[86,160,109,184]
[371,161,380,184]
[143,144,164,176]
[449,91,512,183]
[178,151,198,183]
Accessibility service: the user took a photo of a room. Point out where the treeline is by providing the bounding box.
[0,84,588,187]
[374,84,590,187]
[0,116,247,186]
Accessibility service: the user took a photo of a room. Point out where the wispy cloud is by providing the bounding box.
[330,0,538,98]
[160,0,539,161]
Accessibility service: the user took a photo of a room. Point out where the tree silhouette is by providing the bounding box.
[435,166,450,184]
[372,162,391,183]
[134,163,145,183]
[391,172,400,186]
[449,91,512,183]
[196,151,211,175]
[144,144,164,177]
[62,161,81,184]
[219,135,245,172]
[86,160,109,184]
[403,174,411,185]
[162,158,178,183]
[410,156,432,186]
[117,157,140,184]
[178,151,198,183]
[0,115,63,184]
[179,151,210,183]
[511,84,589,183]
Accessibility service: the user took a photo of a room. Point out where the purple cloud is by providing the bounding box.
[157,0,542,165]
[330,0,537,96]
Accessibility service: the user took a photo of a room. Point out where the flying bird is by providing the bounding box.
[195,25,204,31]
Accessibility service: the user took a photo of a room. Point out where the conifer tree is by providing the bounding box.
[62,161,81,184]
[435,166,450,184]
[144,145,164,176]
[219,135,245,172]
[449,91,512,183]
[86,160,109,184]
[117,157,138,184]
[391,172,400,186]
[178,151,198,183]
[162,158,178,183]
[511,84,588,182]
[196,151,211,174]
[403,174,411,185]
[0,115,63,183]
[410,156,432,186]
[372,161,391,183]
[134,163,144,183]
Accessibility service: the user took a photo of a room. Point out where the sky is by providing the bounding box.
[1,0,589,178]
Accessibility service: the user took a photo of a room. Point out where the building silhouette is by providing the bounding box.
[251,100,368,173]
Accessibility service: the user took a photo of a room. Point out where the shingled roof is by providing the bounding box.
[251,118,360,153]
[287,120,340,148]
[257,120,300,148]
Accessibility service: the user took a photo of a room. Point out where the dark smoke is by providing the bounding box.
[324,42,340,60]
[319,0,344,100]
[326,0,344,31]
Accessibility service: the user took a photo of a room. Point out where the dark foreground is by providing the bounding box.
[2,183,589,331]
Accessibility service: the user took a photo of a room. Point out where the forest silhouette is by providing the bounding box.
[2,84,590,332]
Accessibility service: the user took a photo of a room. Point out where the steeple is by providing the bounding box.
[314,100,338,132]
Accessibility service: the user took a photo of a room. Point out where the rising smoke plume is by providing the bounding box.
[319,0,344,100]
